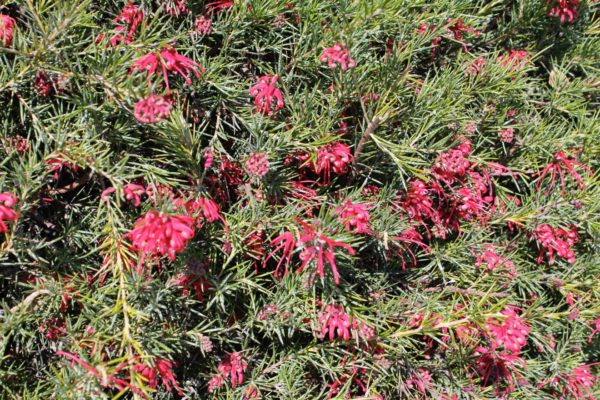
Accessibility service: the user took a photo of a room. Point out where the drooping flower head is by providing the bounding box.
[131,47,205,91]
[0,14,16,47]
[208,352,247,392]
[126,210,195,261]
[134,357,183,395]
[249,75,284,115]
[320,43,356,71]
[484,306,530,354]
[109,2,143,45]
[546,0,579,23]
[335,200,371,233]
[133,94,172,124]
[532,224,578,264]
[316,303,352,341]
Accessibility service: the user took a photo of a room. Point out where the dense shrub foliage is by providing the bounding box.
[1,0,599,399]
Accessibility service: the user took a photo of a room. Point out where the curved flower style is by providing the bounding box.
[249,75,284,115]
[126,210,195,260]
[532,224,578,264]
[535,151,592,197]
[484,306,529,354]
[335,200,370,233]
[134,94,172,124]
[546,0,579,23]
[131,47,205,91]
[320,43,356,71]
[208,352,247,392]
[134,357,183,395]
[317,303,352,341]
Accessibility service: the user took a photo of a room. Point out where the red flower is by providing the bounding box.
[195,15,212,35]
[249,75,284,115]
[123,183,146,206]
[546,0,579,23]
[335,200,371,233]
[245,152,270,177]
[398,180,439,223]
[0,14,16,47]
[391,229,430,269]
[163,0,189,17]
[131,47,205,91]
[296,220,355,285]
[317,303,352,341]
[320,43,356,71]
[484,306,529,354]
[182,196,223,227]
[552,365,596,400]
[0,192,18,234]
[312,142,353,182]
[205,0,233,14]
[447,19,480,51]
[126,210,195,261]
[109,2,143,45]
[532,224,578,264]
[264,230,296,277]
[406,368,433,395]
[472,346,525,395]
[134,357,183,395]
[209,352,247,392]
[432,146,472,183]
[497,50,529,71]
[476,245,515,273]
[46,153,79,180]
[465,56,487,76]
[133,94,172,124]
[4,136,30,155]
[535,151,592,197]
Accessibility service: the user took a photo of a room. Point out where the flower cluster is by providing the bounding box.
[335,200,371,233]
[249,75,284,115]
[546,0,580,23]
[133,94,173,123]
[320,43,356,71]
[532,224,579,264]
[0,14,16,47]
[0,192,18,234]
[208,352,247,392]
[131,47,205,91]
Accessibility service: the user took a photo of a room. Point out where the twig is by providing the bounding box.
[352,115,382,173]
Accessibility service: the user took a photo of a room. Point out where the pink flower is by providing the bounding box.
[131,47,205,91]
[532,224,578,264]
[312,142,353,182]
[209,352,247,392]
[46,153,79,180]
[484,306,529,354]
[465,56,487,76]
[163,0,189,17]
[109,2,143,45]
[316,303,352,341]
[249,75,284,115]
[497,50,529,71]
[552,365,596,399]
[320,43,356,71]
[264,230,296,277]
[391,229,430,269]
[123,183,146,206]
[476,245,515,273]
[183,196,223,227]
[133,94,172,124]
[195,15,212,35]
[447,19,480,51]
[498,127,514,143]
[245,152,270,177]
[398,180,439,223]
[126,210,195,260]
[535,151,592,197]
[406,368,433,395]
[472,346,525,396]
[0,14,16,47]
[296,220,355,285]
[335,200,371,233]
[546,0,579,23]
[432,146,472,183]
[35,72,54,97]
[172,272,210,301]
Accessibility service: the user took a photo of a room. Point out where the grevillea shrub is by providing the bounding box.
[1,1,599,399]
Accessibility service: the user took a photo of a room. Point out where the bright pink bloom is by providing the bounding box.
[335,200,370,233]
[183,196,223,227]
[398,180,439,223]
[0,192,19,233]
[109,2,143,45]
[133,94,172,123]
[296,220,355,285]
[546,0,579,23]
[476,245,515,273]
[245,152,270,177]
[249,75,284,115]
[320,43,356,71]
[532,224,578,264]
[209,352,247,392]
[535,151,592,196]
[0,14,16,47]
[552,365,596,399]
[447,19,480,51]
[126,210,195,260]
[123,183,146,206]
[485,306,529,354]
[499,127,514,143]
[134,357,183,395]
[34,72,54,97]
[265,230,296,277]
[131,47,205,91]
[432,147,472,183]
[195,15,212,35]
[317,304,352,341]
